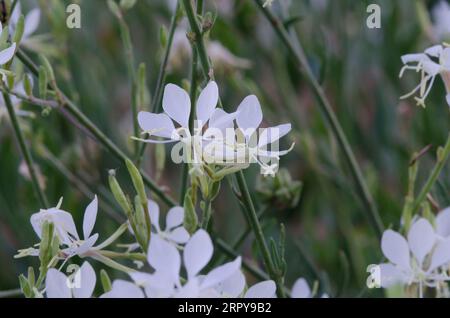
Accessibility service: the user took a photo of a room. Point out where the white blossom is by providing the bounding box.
[148,200,190,245]
[45,262,96,298]
[399,44,450,107]
[378,218,450,297]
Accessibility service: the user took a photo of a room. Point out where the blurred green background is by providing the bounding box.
[0,0,449,297]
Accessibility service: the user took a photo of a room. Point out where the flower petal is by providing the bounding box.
[75,233,99,255]
[200,257,241,290]
[148,200,161,232]
[138,111,177,139]
[167,227,190,244]
[196,81,218,126]
[245,280,276,298]
[436,207,450,238]
[184,229,213,279]
[214,270,246,298]
[381,230,410,270]
[379,263,408,288]
[407,218,436,266]
[147,235,181,284]
[401,53,428,64]
[24,8,41,37]
[258,123,292,148]
[162,83,191,127]
[428,238,450,272]
[291,278,311,298]
[425,45,443,57]
[236,95,263,134]
[83,195,98,239]
[73,262,96,298]
[166,206,184,230]
[100,280,144,298]
[0,43,16,65]
[46,269,71,298]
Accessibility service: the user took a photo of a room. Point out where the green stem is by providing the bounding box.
[93,222,129,250]
[117,12,139,157]
[2,91,49,208]
[254,0,383,239]
[137,1,181,165]
[236,172,286,297]
[412,133,450,214]
[0,288,22,298]
[15,49,177,208]
[182,0,211,80]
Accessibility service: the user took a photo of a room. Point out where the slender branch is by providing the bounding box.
[236,172,286,297]
[412,133,450,214]
[116,10,139,157]
[180,0,201,204]
[137,1,181,165]
[2,91,49,208]
[254,0,383,238]
[15,49,177,207]
[0,288,22,298]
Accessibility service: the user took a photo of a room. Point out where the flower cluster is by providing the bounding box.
[377,207,450,297]
[136,81,293,177]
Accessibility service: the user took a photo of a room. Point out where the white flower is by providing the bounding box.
[45,262,96,298]
[100,280,145,298]
[399,44,450,107]
[432,1,450,41]
[232,95,294,174]
[148,200,190,245]
[30,199,79,246]
[30,196,100,258]
[378,218,450,296]
[134,229,242,298]
[61,196,100,258]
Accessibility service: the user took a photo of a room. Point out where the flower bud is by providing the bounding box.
[183,193,198,234]
[108,169,132,216]
[125,159,147,206]
[39,55,55,83]
[23,74,33,96]
[38,66,48,99]
[12,15,25,44]
[100,269,112,292]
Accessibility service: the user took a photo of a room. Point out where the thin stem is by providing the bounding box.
[93,223,129,250]
[412,133,450,214]
[117,11,139,157]
[15,49,177,208]
[182,0,212,80]
[137,1,181,165]
[0,288,22,298]
[2,91,49,208]
[236,172,286,297]
[254,0,383,239]
[180,22,200,204]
